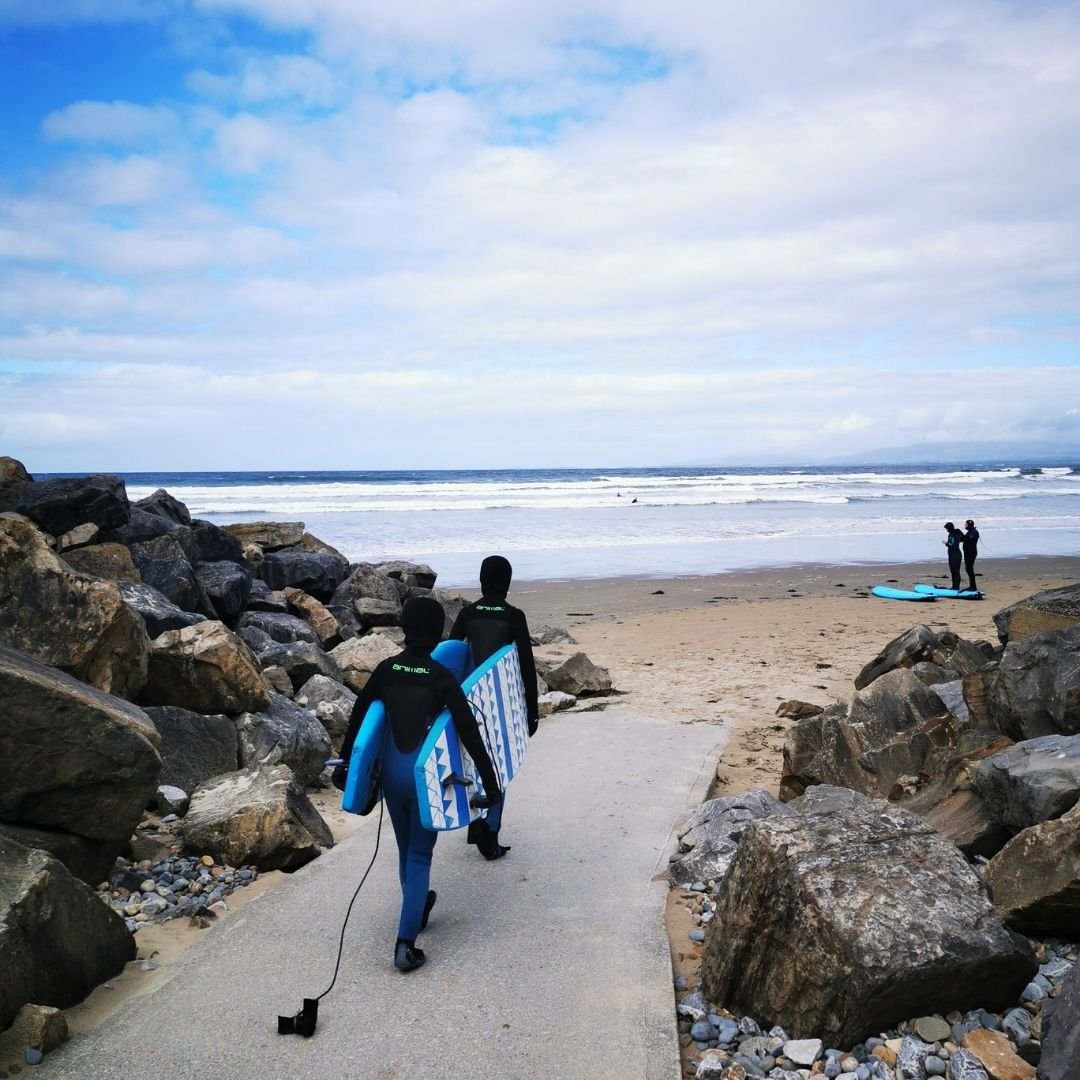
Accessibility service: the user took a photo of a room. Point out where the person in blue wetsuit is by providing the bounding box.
[449,554,540,860]
[963,519,980,591]
[943,521,963,591]
[335,596,502,973]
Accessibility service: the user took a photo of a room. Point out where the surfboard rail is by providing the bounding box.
[870,585,936,601]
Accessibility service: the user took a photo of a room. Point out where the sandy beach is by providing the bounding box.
[36,554,1078,1056]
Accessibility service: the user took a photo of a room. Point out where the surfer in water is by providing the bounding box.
[943,522,963,591]
[963,519,980,591]
[450,555,540,860]
[334,597,502,972]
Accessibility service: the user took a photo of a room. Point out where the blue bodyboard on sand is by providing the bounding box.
[913,583,983,599]
[415,641,530,832]
[341,701,387,814]
[871,585,936,602]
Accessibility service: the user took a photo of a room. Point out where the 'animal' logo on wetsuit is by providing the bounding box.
[476,604,506,612]
[391,663,430,675]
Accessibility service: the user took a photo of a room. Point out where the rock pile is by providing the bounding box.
[675,596,1080,1079]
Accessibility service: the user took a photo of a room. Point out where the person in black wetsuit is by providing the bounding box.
[334,596,502,973]
[963,519,980,591]
[943,521,963,591]
[449,555,540,861]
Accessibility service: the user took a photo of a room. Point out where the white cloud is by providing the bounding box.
[43,100,178,144]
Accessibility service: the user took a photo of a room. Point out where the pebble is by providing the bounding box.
[782,1039,822,1066]
[689,930,706,942]
[691,1021,717,1042]
[24,1050,42,1066]
[1020,981,1045,1003]
[674,976,689,991]
[913,1016,950,1044]
[924,1055,946,1076]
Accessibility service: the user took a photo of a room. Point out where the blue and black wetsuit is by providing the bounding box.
[945,525,963,590]
[963,524,980,590]
[449,555,539,858]
[339,598,501,969]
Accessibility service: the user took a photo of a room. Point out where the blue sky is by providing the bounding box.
[1,0,1079,469]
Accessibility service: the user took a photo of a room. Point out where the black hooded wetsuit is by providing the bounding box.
[340,603,500,942]
[449,555,539,839]
[946,528,963,591]
[963,526,980,590]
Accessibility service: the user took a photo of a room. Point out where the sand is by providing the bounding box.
[42,555,1079,1051]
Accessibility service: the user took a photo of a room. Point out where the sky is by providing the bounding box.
[1,0,1079,470]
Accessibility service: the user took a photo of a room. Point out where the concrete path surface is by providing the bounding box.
[46,705,723,1080]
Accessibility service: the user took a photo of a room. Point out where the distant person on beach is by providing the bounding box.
[963,519,980,591]
[450,554,540,860]
[334,597,502,973]
[943,521,964,591]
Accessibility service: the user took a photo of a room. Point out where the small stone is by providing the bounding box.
[139,879,155,892]
[738,1017,761,1036]
[783,1040,823,1066]
[913,1016,951,1044]
[856,1068,871,1080]
[961,1029,1035,1080]
[716,1019,740,1045]
[689,930,706,942]
[924,1055,945,1076]
[677,989,709,1022]
[201,855,214,866]
[1020,982,1045,1004]
[675,976,689,991]
[871,1046,896,1068]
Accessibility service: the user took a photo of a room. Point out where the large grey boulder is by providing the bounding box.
[118,579,206,638]
[256,639,344,693]
[260,548,347,601]
[134,488,191,525]
[330,564,401,610]
[190,518,246,565]
[0,836,136,1031]
[984,802,1080,937]
[375,560,437,589]
[103,507,199,564]
[0,518,149,699]
[669,790,790,887]
[988,624,1080,740]
[60,541,141,583]
[996,584,1080,645]
[1039,956,1080,1080]
[0,821,118,886]
[537,650,613,695]
[0,645,161,847]
[238,610,321,646]
[195,560,253,623]
[330,632,399,693]
[144,621,271,714]
[236,692,332,787]
[973,734,1080,831]
[700,802,1036,1046]
[142,705,239,794]
[182,765,333,871]
[129,534,215,617]
[855,624,990,691]
[14,474,129,536]
[223,521,304,551]
[295,674,357,750]
[780,668,960,801]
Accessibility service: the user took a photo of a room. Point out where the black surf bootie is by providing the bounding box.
[420,890,437,931]
[469,820,510,861]
[394,938,426,972]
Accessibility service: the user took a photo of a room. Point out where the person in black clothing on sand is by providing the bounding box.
[334,596,502,973]
[450,555,540,860]
[963,519,980,591]
[943,521,964,591]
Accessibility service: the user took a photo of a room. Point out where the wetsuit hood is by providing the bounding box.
[479,555,512,599]
[402,596,445,650]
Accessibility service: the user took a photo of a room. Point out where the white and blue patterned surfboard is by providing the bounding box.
[414,641,530,831]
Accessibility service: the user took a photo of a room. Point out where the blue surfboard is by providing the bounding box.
[871,585,936,602]
[341,700,387,814]
[414,642,531,831]
[913,583,983,599]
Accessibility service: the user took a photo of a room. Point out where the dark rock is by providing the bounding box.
[223,521,304,551]
[236,692,332,786]
[142,705,239,793]
[352,596,402,629]
[0,644,161,847]
[195,560,253,623]
[260,549,347,601]
[996,584,1080,645]
[1,518,149,699]
[330,564,401,611]
[134,488,191,525]
[375,560,437,589]
[974,734,1080,830]
[294,674,356,750]
[700,801,1036,1047]
[182,764,333,871]
[984,801,1080,937]
[780,668,960,801]
[143,621,271,715]
[102,507,199,564]
[299,532,350,572]
[237,610,321,646]
[246,579,289,613]
[776,700,824,720]
[855,624,990,691]
[0,822,119,885]
[787,784,873,816]
[118,580,206,638]
[256,639,343,693]
[14,474,129,536]
[60,541,141,582]
[0,835,135,1030]
[988,625,1080,740]
[189,518,246,565]
[1038,955,1080,1079]
[129,534,215,617]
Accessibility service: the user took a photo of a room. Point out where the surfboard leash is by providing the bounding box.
[277,797,386,1038]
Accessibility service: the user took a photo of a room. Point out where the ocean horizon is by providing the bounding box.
[41,463,1080,587]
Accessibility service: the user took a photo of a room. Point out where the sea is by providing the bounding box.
[63,463,1080,588]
